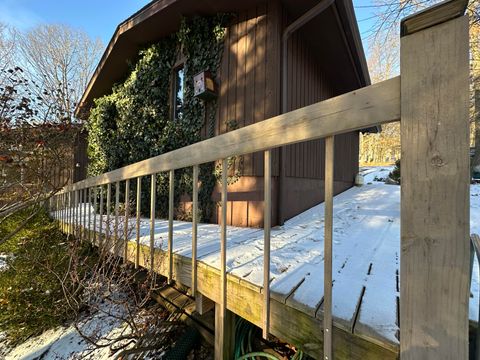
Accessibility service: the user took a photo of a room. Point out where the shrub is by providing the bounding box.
[389,159,401,184]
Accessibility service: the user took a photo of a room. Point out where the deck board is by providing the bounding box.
[52,177,480,358]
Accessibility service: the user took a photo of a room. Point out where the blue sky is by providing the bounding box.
[0,0,378,50]
[0,0,151,43]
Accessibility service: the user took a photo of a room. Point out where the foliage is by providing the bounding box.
[87,15,230,220]
[0,209,97,346]
[388,159,401,184]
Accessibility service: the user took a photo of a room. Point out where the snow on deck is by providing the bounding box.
[52,166,480,350]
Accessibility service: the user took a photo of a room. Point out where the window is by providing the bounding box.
[173,65,185,121]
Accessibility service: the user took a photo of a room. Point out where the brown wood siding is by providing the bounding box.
[212,0,282,227]
[279,11,359,222]
[211,0,360,226]
[216,0,281,177]
[284,30,358,183]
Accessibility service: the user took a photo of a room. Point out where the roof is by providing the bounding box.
[75,0,371,120]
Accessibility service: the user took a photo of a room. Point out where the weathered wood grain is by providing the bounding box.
[324,135,334,359]
[63,77,400,192]
[400,13,470,360]
[263,150,271,338]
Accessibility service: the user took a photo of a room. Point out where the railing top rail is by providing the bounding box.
[63,76,400,192]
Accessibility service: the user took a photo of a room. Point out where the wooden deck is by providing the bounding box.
[52,169,480,360]
[52,168,448,359]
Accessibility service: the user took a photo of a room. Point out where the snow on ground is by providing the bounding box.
[2,295,134,360]
[0,254,11,271]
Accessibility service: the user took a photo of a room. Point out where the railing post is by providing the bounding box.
[106,183,111,249]
[93,187,97,245]
[124,179,130,262]
[168,169,174,283]
[87,188,91,242]
[68,192,71,234]
[400,1,469,359]
[324,136,334,360]
[192,165,199,297]
[215,158,235,360]
[136,177,141,268]
[83,188,87,240]
[74,190,78,237]
[99,186,104,249]
[114,181,120,255]
[150,174,156,270]
[263,150,271,339]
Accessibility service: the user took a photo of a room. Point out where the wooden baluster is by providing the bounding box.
[114,181,120,255]
[70,191,73,235]
[93,188,97,245]
[62,193,66,232]
[136,177,141,269]
[324,136,334,360]
[74,190,78,237]
[77,190,81,237]
[83,188,87,239]
[106,183,112,252]
[99,186,104,250]
[83,188,87,240]
[263,150,271,339]
[87,188,91,242]
[150,174,156,270]
[192,165,199,297]
[220,160,227,309]
[124,179,130,262]
[168,169,174,283]
[67,192,70,234]
[215,158,235,359]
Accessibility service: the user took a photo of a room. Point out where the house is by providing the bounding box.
[0,125,87,194]
[75,0,373,227]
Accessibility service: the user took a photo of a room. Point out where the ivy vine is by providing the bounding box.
[87,15,230,221]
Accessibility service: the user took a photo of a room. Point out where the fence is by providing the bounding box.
[49,0,470,359]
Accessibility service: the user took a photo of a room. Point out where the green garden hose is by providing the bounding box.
[234,317,304,360]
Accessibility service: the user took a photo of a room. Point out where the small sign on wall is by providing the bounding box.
[194,70,217,100]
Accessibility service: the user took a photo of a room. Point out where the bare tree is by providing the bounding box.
[359,0,480,166]
[0,24,102,243]
[0,23,17,87]
[15,24,103,123]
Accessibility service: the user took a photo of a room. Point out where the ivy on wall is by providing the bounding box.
[87,15,230,220]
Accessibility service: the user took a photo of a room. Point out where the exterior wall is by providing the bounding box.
[281,27,359,221]
[211,0,360,227]
[212,0,282,227]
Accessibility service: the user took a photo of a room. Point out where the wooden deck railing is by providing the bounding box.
[49,0,471,359]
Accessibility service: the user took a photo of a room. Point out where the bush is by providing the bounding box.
[0,209,97,346]
[388,159,401,184]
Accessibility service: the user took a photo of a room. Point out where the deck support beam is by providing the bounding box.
[215,302,236,360]
[400,3,470,359]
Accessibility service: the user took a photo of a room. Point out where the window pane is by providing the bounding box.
[174,67,184,120]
